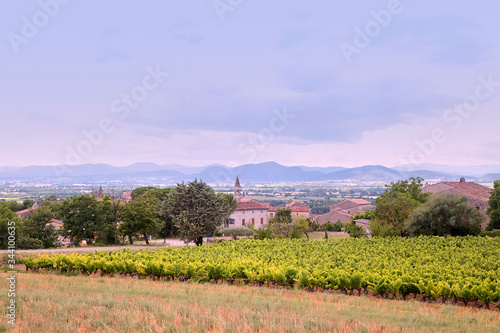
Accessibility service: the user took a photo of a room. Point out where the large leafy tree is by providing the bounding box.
[60,194,116,246]
[383,177,430,204]
[132,187,171,201]
[369,177,429,237]
[405,192,485,236]
[119,191,160,244]
[217,192,238,218]
[24,203,60,248]
[269,208,294,238]
[487,180,500,230]
[0,202,43,249]
[162,180,228,246]
[96,196,122,244]
[371,192,420,237]
[133,187,175,239]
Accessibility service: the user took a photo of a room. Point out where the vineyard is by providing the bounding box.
[23,237,500,309]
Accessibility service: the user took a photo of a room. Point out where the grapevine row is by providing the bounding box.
[22,236,500,309]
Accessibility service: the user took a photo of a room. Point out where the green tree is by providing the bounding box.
[368,178,429,237]
[132,187,171,201]
[22,199,35,210]
[133,187,175,240]
[383,177,430,203]
[119,192,160,244]
[60,195,110,246]
[371,192,420,237]
[24,203,60,248]
[486,180,500,230]
[269,208,295,238]
[162,180,227,246]
[5,201,24,213]
[405,193,486,236]
[96,196,122,244]
[0,201,42,250]
[343,221,366,238]
[217,193,238,218]
[294,218,313,240]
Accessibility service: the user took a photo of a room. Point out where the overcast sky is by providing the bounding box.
[1,0,499,168]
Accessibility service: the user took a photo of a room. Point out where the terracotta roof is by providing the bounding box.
[329,199,372,211]
[236,200,269,211]
[16,208,32,218]
[422,182,492,203]
[338,210,354,217]
[289,206,310,212]
[348,199,371,205]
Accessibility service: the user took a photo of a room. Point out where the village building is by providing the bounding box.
[226,177,310,229]
[120,191,133,203]
[314,199,373,225]
[422,177,493,228]
[16,200,61,219]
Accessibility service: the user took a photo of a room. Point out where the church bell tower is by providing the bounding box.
[234,176,242,202]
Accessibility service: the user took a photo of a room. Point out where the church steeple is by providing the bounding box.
[234,176,242,202]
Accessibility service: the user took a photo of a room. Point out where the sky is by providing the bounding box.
[1,0,499,168]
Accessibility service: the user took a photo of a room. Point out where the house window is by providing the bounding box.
[242,219,245,226]
[252,218,255,225]
[260,218,263,224]
[228,219,235,225]
[252,211,254,214]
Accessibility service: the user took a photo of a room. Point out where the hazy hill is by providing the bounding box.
[1,162,497,183]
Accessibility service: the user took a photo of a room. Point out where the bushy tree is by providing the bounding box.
[269,208,295,238]
[371,192,420,237]
[294,218,313,240]
[96,196,122,245]
[253,224,275,240]
[119,192,160,244]
[60,194,118,246]
[486,180,500,230]
[405,193,486,236]
[383,177,430,203]
[132,187,171,201]
[321,220,344,232]
[24,203,60,248]
[162,180,228,246]
[369,178,428,237]
[343,221,366,238]
[0,202,43,249]
[217,193,238,218]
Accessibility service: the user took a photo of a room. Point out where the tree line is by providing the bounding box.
[354,177,500,237]
[0,180,237,249]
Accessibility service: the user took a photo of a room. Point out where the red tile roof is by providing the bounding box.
[348,199,371,205]
[338,210,354,217]
[16,208,32,218]
[236,200,269,210]
[422,182,492,203]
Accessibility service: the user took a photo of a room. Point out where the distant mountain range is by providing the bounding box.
[1,162,499,184]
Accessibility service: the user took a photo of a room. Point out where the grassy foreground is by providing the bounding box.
[1,272,499,333]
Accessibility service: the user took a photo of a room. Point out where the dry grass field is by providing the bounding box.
[1,271,499,333]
